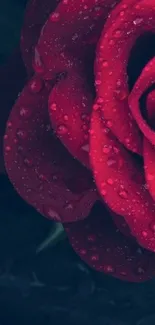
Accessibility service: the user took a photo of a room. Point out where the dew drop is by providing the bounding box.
[103,265,114,273]
[24,158,33,167]
[107,158,117,167]
[64,114,69,121]
[79,249,87,255]
[50,103,57,111]
[91,254,99,261]
[57,124,68,135]
[102,60,108,68]
[114,29,122,38]
[114,88,128,100]
[65,203,74,211]
[147,173,155,181]
[102,145,111,154]
[50,12,60,22]
[16,129,27,140]
[142,231,148,238]
[101,189,107,196]
[5,146,11,152]
[95,79,101,86]
[44,206,61,221]
[33,48,44,73]
[134,266,145,275]
[7,122,12,128]
[81,144,89,152]
[38,174,47,181]
[29,77,43,93]
[106,120,113,128]
[19,107,31,118]
[107,178,114,185]
[133,18,143,25]
[87,234,96,242]
[118,189,128,199]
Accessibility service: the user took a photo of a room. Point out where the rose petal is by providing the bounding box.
[0,49,26,173]
[48,66,93,167]
[129,57,155,145]
[4,75,98,222]
[21,0,59,74]
[90,110,155,252]
[143,138,155,202]
[35,0,120,79]
[65,203,155,282]
[95,0,149,155]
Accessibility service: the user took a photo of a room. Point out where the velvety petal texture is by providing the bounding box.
[3,0,155,282]
[0,49,26,173]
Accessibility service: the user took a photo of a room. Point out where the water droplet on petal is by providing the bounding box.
[64,202,74,210]
[142,231,148,238]
[133,18,143,25]
[87,234,96,242]
[24,158,33,167]
[118,189,128,199]
[50,12,60,22]
[91,254,99,261]
[19,107,31,118]
[107,178,114,185]
[114,88,128,100]
[95,79,101,86]
[64,114,69,121]
[147,173,155,181]
[44,206,61,221]
[33,48,44,73]
[57,124,68,135]
[81,144,89,152]
[5,146,11,152]
[7,122,12,128]
[50,103,57,111]
[101,189,107,196]
[102,145,111,154]
[79,249,87,255]
[107,158,117,167]
[103,265,115,273]
[38,174,47,181]
[29,78,43,93]
[114,29,122,38]
[16,129,28,140]
[102,60,108,68]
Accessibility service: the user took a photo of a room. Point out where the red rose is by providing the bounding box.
[3,0,155,282]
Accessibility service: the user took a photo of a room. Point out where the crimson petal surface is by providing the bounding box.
[4,75,98,222]
[90,110,155,252]
[65,203,155,282]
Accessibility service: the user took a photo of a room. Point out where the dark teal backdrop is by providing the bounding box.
[0,1,155,325]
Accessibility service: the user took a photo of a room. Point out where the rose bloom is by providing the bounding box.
[2,0,155,282]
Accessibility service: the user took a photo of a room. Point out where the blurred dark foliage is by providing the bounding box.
[1,0,155,324]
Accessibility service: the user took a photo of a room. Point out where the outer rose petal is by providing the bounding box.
[4,75,98,222]
[35,0,121,79]
[144,139,155,202]
[21,0,59,74]
[48,66,93,167]
[95,0,151,155]
[34,0,120,165]
[0,49,26,173]
[90,110,155,252]
[65,203,155,282]
[143,91,155,200]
